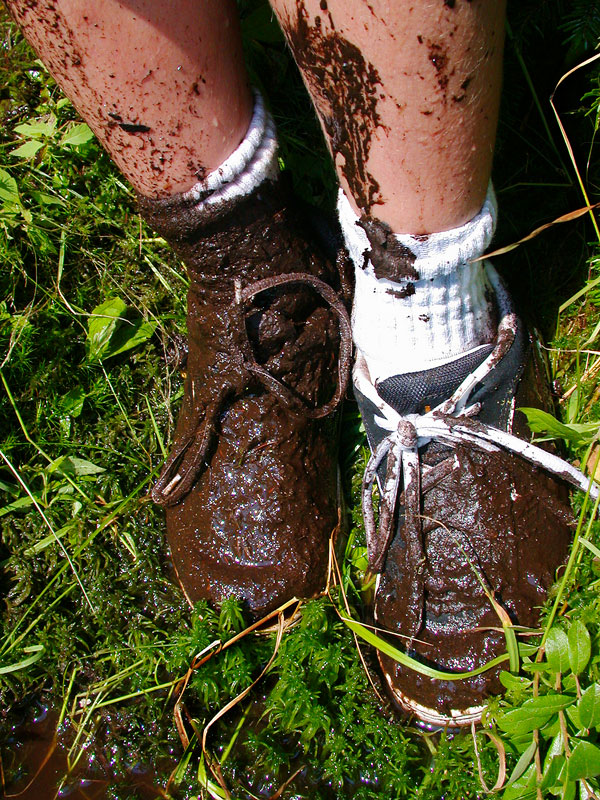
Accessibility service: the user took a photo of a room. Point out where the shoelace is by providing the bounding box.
[152,271,352,508]
[362,269,599,636]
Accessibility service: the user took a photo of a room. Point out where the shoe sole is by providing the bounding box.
[380,665,485,729]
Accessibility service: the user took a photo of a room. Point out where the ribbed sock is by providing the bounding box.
[338,186,498,387]
[181,90,278,216]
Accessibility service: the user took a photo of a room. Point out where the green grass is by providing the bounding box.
[1,1,600,798]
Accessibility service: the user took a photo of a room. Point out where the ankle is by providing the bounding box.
[137,90,278,241]
[338,185,499,382]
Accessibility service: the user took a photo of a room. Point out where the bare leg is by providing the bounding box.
[266,0,576,733]
[269,0,505,233]
[6,0,347,618]
[5,0,252,197]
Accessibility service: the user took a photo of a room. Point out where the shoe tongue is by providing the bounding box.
[376,345,493,415]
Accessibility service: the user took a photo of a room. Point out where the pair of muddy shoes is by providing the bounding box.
[139,132,595,728]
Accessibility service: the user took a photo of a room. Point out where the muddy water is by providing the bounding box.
[2,699,374,798]
[2,708,166,800]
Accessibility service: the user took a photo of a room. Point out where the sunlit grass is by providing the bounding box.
[0,1,599,798]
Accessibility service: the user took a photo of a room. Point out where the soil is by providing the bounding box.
[1,709,165,800]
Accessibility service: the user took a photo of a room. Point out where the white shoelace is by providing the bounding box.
[361,266,599,593]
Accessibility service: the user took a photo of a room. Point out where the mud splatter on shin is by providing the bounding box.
[279,0,385,214]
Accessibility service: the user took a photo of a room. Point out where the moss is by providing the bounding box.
[1,1,600,798]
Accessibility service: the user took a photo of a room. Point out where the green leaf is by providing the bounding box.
[541,731,565,789]
[518,641,541,657]
[343,616,509,680]
[579,684,600,729]
[86,298,155,361]
[500,671,533,691]
[0,478,18,497]
[561,780,576,800]
[520,407,600,447]
[541,755,566,792]
[0,492,40,518]
[11,139,44,159]
[546,627,570,674]
[14,117,56,138]
[29,190,65,207]
[498,695,574,735]
[580,538,600,560]
[47,455,105,477]
[0,167,20,205]
[0,645,44,675]
[542,717,563,739]
[106,317,157,359]
[61,122,94,147]
[566,741,600,781]
[86,297,127,361]
[565,703,582,732]
[24,522,75,556]
[502,763,537,800]
[60,386,85,418]
[507,739,537,786]
[568,620,591,675]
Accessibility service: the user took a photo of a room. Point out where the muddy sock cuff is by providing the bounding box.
[344,185,499,380]
[138,90,278,240]
[338,184,497,280]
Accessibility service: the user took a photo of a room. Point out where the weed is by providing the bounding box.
[0,2,599,799]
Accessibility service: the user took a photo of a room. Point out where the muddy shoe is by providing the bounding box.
[139,96,351,618]
[354,264,597,727]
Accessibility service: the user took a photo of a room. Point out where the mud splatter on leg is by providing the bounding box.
[277,1,385,214]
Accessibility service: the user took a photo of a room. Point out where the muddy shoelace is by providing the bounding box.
[363,267,600,638]
[152,272,352,508]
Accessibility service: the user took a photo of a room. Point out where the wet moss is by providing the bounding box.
[0,1,599,798]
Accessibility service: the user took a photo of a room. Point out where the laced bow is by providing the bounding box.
[152,271,351,507]
[362,278,599,637]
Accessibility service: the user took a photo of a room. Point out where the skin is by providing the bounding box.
[4,0,253,197]
[270,0,506,233]
[6,0,505,225]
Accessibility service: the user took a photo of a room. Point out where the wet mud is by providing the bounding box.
[426,42,450,93]
[377,441,572,716]
[108,112,151,134]
[281,0,384,214]
[374,331,573,718]
[3,697,391,799]
[386,284,415,299]
[2,708,165,800]
[139,176,350,618]
[357,216,419,282]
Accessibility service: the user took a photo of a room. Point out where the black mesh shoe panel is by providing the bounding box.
[376,345,494,415]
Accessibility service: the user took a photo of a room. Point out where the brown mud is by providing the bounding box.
[280,0,384,214]
[377,441,572,717]
[1,709,165,800]
[139,175,350,618]
[374,333,573,718]
[386,285,415,299]
[3,697,380,799]
[356,216,419,282]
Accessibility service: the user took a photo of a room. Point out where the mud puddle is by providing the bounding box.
[1,707,166,800]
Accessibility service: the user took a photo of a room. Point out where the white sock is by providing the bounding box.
[338,186,498,384]
[182,90,278,214]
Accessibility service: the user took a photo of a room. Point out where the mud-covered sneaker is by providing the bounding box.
[139,98,351,619]
[354,263,598,727]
